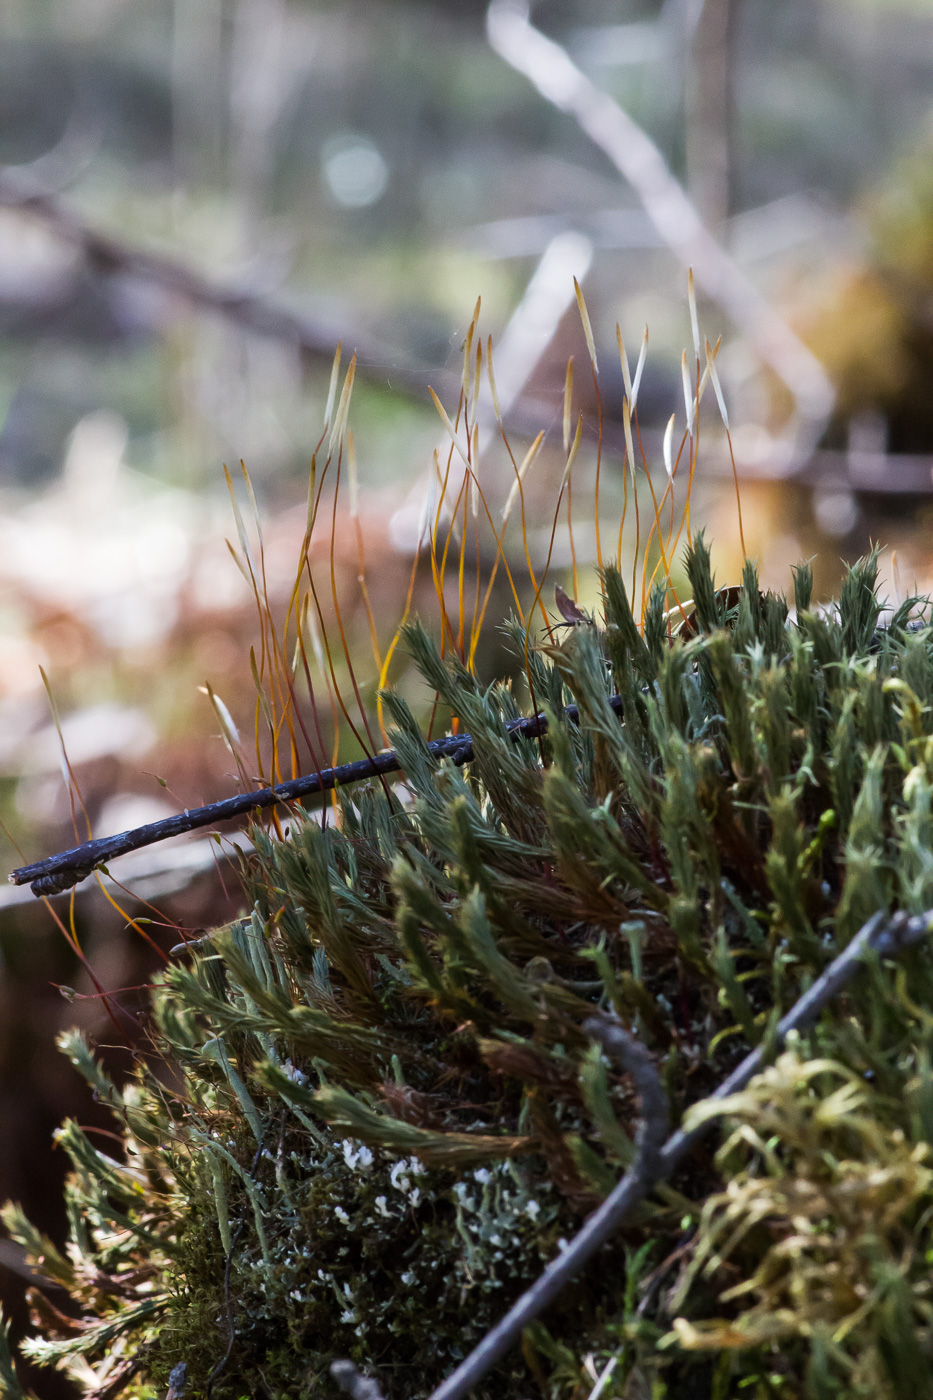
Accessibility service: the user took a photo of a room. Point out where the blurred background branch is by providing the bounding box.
[487,0,836,461]
[0,171,460,408]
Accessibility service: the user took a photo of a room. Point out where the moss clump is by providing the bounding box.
[168,1147,566,1397]
[671,1044,933,1394]
[6,540,933,1399]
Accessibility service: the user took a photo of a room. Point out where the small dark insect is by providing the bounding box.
[553,584,592,628]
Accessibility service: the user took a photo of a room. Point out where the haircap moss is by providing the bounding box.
[4,296,933,1400]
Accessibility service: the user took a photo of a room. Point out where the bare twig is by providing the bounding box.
[0,831,254,911]
[203,1220,245,1400]
[427,906,932,1400]
[427,1014,669,1400]
[486,0,835,457]
[9,698,611,897]
[13,597,921,899]
[8,739,466,896]
[582,1015,669,1182]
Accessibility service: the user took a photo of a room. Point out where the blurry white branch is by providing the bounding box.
[486,230,593,416]
[487,0,835,463]
[0,831,253,911]
[460,208,659,259]
[388,231,593,552]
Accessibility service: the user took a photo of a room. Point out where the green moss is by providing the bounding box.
[159,1150,567,1399]
[6,542,933,1398]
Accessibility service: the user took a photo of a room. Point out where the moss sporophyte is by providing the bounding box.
[6,295,933,1400]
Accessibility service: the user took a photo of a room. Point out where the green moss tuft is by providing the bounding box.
[7,540,933,1399]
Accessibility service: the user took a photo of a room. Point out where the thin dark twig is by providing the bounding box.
[582,1015,669,1181]
[10,699,610,897]
[426,906,932,1400]
[14,616,920,900]
[426,1014,669,1400]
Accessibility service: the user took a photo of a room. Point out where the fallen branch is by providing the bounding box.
[426,906,932,1400]
[0,170,456,407]
[486,0,835,455]
[15,594,916,899]
[9,699,612,897]
[0,170,623,469]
